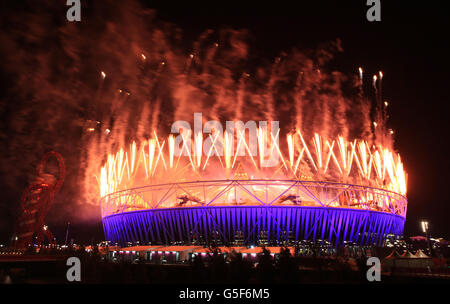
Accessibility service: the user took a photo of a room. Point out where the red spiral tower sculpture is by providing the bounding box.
[12,151,65,248]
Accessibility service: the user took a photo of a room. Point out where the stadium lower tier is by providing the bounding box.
[102,206,405,247]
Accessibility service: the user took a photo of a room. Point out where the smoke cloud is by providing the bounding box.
[0,0,391,233]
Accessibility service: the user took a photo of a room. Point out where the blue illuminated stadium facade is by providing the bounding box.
[101,180,407,247]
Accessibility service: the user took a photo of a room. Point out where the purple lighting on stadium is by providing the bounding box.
[101,180,406,247]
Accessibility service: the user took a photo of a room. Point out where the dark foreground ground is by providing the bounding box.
[1,252,449,284]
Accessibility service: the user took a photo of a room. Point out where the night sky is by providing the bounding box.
[0,1,449,244]
[151,2,450,239]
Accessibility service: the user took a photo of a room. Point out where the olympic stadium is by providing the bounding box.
[100,131,407,248]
